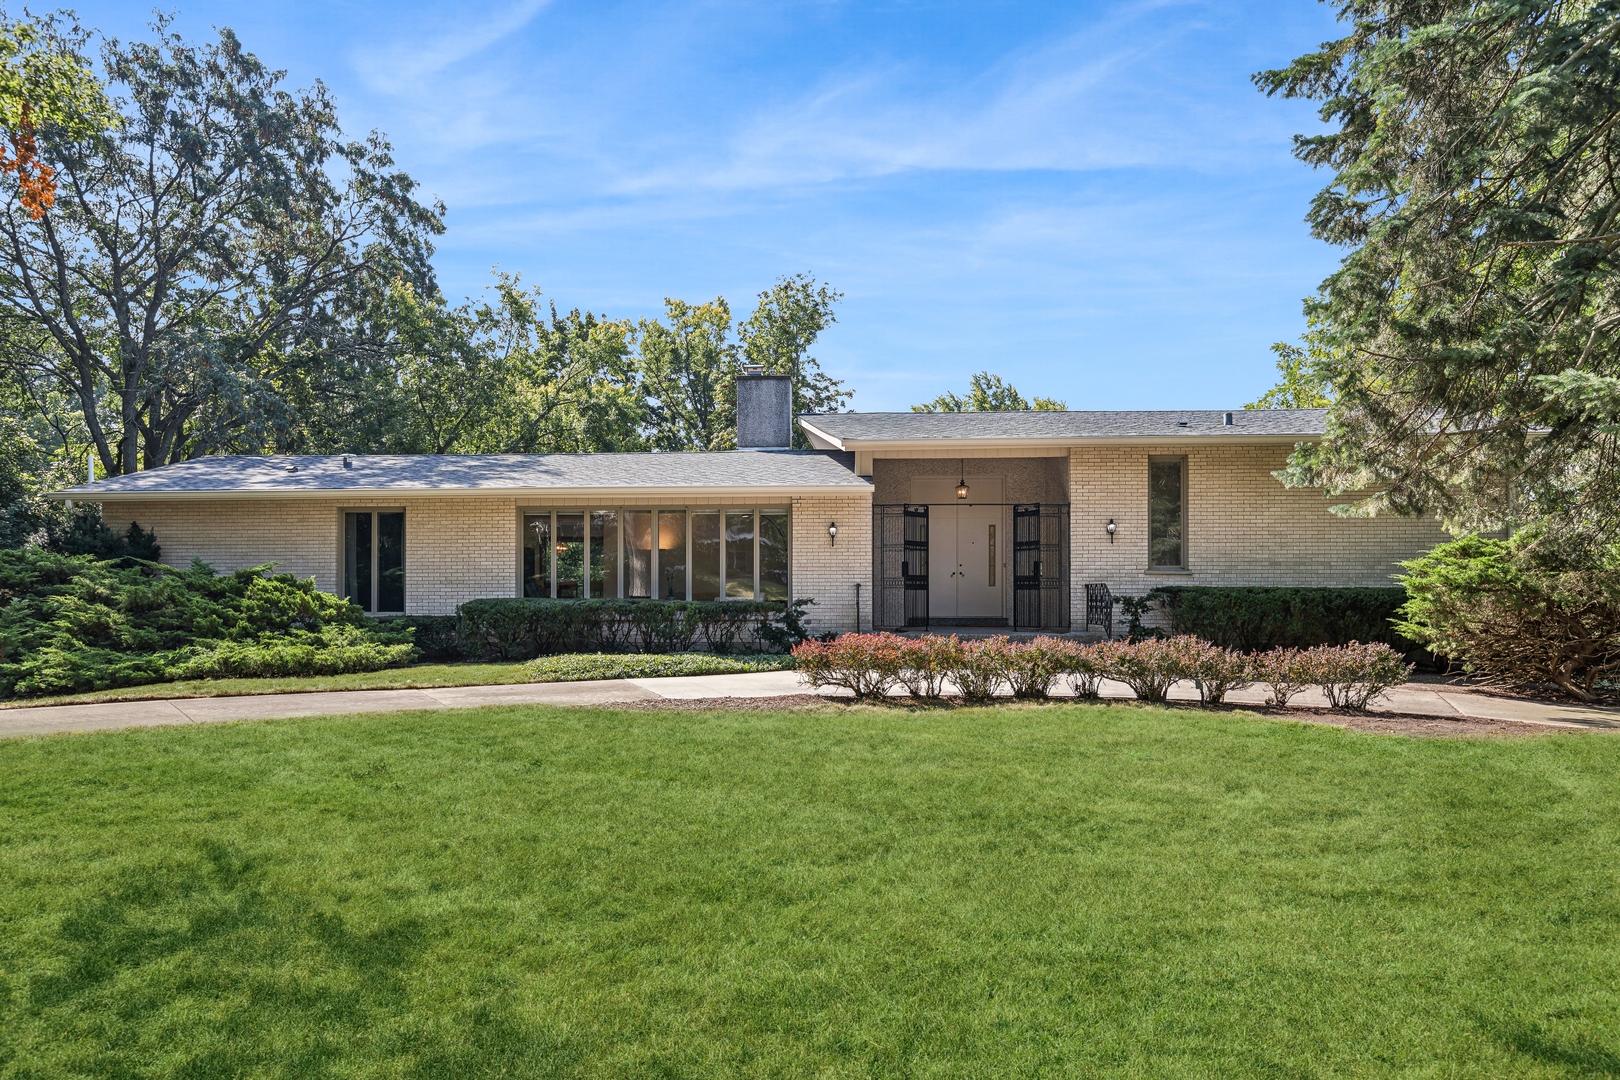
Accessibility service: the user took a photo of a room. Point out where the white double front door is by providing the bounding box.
[927,503,1004,620]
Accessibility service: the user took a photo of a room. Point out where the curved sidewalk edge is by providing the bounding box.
[0,671,1616,739]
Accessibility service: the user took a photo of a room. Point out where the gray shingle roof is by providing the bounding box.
[798,409,1328,445]
[55,450,868,499]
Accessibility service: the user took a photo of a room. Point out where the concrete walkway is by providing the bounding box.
[1,670,1617,739]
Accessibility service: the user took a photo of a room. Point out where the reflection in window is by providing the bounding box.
[344,510,405,613]
[691,511,721,601]
[378,513,405,612]
[759,509,788,601]
[344,511,372,611]
[658,510,687,600]
[1149,458,1185,568]
[556,513,586,598]
[625,511,652,598]
[725,510,755,599]
[591,511,618,598]
[523,514,552,597]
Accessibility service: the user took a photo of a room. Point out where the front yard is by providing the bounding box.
[2,704,1618,1076]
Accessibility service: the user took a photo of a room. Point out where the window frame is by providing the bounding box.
[1146,456,1190,572]
[339,507,407,614]
[515,505,790,600]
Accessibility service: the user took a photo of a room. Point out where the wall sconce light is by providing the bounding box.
[1106,518,1117,543]
[828,522,838,546]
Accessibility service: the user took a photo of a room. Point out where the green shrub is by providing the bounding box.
[170,626,416,680]
[373,615,462,661]
[1152,586,1412,652]
[456,598,800,661]
[0,548,404,698]
[524,652,794,683]
[1397,532,1620,701]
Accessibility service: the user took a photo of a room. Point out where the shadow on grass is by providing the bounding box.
[1476,1014,1620,1076]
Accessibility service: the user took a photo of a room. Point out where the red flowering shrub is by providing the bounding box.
[1295,641,1413,710]
[792,632,909,700]
[1252,647,1312,706]
[1094,637,1186,702]
[949,637,1013,702]
[1161,635,1253,706]
[1003,636,1071,699]
[896,635,963,699]
[1060,641,1104,699]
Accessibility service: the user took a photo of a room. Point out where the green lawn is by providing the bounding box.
[0,661,540,708]
[2,704,1618,1077]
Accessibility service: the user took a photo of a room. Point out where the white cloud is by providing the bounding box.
[351,0,552,96]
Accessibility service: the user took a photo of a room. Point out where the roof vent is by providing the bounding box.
[1224,412,1234,426]
[1177,419,1189,427]
[342,455,352,469]
[285,463,298,473]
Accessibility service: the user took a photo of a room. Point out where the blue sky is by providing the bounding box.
[66,0,1343,411]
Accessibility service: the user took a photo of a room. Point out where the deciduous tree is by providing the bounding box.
[913,371,1065,412]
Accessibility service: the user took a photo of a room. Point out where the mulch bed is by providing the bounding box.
[599,694,1586,737]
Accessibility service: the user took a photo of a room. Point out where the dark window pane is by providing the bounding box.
[591,511,618,598]
[523,514,551,597]
[691,511,721,601]
[1149,459,1184,568]
[658,510,687,600]
[759,509,789,601]
[725,510,755,599]
[344,512,372,611]
[556,513,586,599]
[377,512,405,612]
[625,511,652,598]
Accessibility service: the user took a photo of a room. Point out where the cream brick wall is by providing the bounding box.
[790,493,873,634]
[100,496,520,616]
[101,492,876,625]
[1067,444,1452,625]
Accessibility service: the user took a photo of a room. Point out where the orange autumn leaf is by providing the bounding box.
[0,101,54,218]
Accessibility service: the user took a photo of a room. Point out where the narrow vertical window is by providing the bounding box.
[556,513,586,598]
[658,510,688,600]
[725,510,755,599]
[344,510,405,613]
[1149,457,1186,569]
[625,511,653,598]
[344,512,372,611]
[377,513,405,613]
[759,509,789,601]
[691,511,721,601]
[590,511,618,598]
[523,514,552,597]
[988,523,996,586]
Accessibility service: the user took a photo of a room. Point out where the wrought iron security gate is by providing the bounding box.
[1013,503,1070,631]
[875,503,1069,632]
[873,504,930,628]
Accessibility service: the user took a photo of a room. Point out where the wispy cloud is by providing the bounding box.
[351,0,552,96]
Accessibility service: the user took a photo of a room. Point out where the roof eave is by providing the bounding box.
[812,434,1322,451]
[49,481,873,502]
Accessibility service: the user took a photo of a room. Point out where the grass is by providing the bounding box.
[524,651,793,682]
[0,661,540,708]
[1,703,1618,1077]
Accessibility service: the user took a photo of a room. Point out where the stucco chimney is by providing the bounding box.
[736,365,793,448]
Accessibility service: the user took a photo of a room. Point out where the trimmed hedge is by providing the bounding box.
[455,598,807,661]
[372,615,461,662]
[524,652,794,683]
[792,633,1413,710]
[1151,586,1412,653]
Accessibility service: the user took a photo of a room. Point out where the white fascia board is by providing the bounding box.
[796,418,845,450]
[50,483,873,502]
[818,435,1320,452]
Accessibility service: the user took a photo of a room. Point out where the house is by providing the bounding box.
[56,371,1449,634]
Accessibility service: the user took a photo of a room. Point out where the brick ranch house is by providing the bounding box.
[55,371,1449,635]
